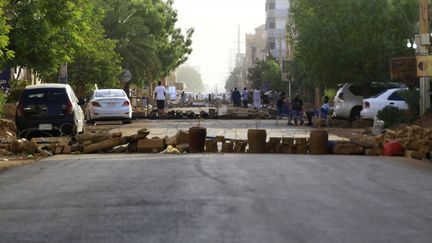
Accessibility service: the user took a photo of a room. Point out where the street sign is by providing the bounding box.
[416,55,432,77]
[390,57,417,80]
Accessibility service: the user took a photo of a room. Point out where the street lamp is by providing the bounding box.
[406,39,417,49]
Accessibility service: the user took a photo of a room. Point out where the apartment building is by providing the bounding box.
[265,0,290,60]
[245,24,267,70]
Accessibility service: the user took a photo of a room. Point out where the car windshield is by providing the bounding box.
[95,90,125,98]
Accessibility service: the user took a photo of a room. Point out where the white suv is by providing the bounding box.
[333,83,407,120]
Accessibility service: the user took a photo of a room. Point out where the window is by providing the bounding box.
[269,22,276,29]
[269,2,275,9]
[388,91,405,101]
[269,42,276,50]
[96,90,126,98]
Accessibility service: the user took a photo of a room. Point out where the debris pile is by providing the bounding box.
[345,125,432,160]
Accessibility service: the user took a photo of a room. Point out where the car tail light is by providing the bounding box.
[122,101,130,106]
[91,101,101,107]
[64,101,73,115]
[364,101,370,108]
[16,102,25,117]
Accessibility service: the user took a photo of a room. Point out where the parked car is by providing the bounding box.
[85,89,132,123]
[333,82,408,120]
[360,88,409,119]
[15,84,85,138]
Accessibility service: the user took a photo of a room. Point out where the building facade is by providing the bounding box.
[245,24,267,70]
[265,0,290,60]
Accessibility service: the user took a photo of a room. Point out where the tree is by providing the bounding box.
[176,66,205,93]
[102,0,193,86]
[0,0,13,68]
[290,0,418,91]
[4,0,92,77]
[247,58,282,91]
[225,67,241,92]
[65,0,122,97]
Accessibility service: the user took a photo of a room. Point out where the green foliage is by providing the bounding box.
[399,89,419,122]
[377,106,405,128]
[247,58,282,90]
[176,66,205,93]
[5,0,92,77]
[290,0,418,88]
[6,78,27,103]
[0,0,13,68]
[102,0,193,85]
[225,67,242,92]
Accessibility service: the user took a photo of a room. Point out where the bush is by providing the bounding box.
[376,106,405,128]
[6,79,28,103]
[399,90,419,122]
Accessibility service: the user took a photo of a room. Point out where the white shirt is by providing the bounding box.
[155,85,166,100]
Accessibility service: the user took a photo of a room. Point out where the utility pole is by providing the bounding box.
[419,0,431,116]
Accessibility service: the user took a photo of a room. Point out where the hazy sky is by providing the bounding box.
[172,0,266,92]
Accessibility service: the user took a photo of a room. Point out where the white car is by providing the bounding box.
[334,83,408,120]
[360,88,409,119]
[85,89,132,122]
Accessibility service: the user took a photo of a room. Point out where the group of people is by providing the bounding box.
[231,87,262,109]
[276,92,330,127]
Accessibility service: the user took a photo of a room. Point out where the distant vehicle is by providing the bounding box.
[15,84,85,138]
[85,89,132,123]
[333,82,408,120]
[360,88,409,119]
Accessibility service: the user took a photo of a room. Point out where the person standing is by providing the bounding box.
[181,91,186,105]
[253,88,261,109]
[241,87,248,108]
[154,81,166,113]
[320,96,330,127]
[291,94,304,125]
[232,87,241,107]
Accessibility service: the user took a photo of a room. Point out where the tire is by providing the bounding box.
[350,106,362,121]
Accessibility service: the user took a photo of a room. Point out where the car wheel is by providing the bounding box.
[350,107,362,121]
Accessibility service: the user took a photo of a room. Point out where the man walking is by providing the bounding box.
[154,81,166,113]
[241,87,248,108]
[232,87,241,107]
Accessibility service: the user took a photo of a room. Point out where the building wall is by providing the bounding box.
[265,0,289,60]
[245,25,267,88]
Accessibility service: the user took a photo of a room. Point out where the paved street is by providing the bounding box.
[1,154,432,242]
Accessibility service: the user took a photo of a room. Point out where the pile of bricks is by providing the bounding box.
[345,125,432,160]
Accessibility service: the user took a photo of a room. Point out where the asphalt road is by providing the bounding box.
[1,154,432,243]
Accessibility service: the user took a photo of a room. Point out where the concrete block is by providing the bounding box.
[137,138,165,153]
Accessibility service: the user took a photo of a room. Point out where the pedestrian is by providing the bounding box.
[320,96,330,127]
[291,94,304,125]
[253,88,261,109]
[276,92,288,118]
[232,87,241,107]
[181,91,186,105]
[154,81,166,114]
[241,87,248,108]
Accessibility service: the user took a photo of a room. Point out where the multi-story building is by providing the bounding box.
[265,0,290,60]
[245,24,267,70]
